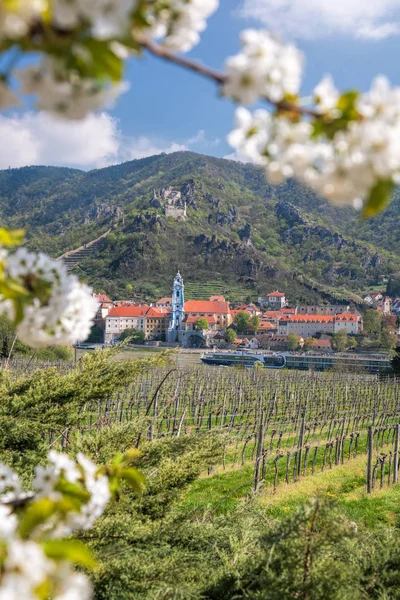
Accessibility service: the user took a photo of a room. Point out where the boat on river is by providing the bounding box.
[200,351,392,374]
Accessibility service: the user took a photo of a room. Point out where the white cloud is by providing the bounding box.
[223,152,247,163]
[240,0,400,40]
[186,129,221,146]
[0,112,212,170]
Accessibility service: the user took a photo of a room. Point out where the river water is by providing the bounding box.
[76,348,203,368]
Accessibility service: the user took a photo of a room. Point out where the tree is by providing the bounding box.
[304,337,317,351]
[332,329,348,352]
[392,346,400,375]
[379,327,398,351]
[387,275,400,297]
[119,329,145,344]
[249,315,260,332]
[194,318,209,331]
[348,336,358,350]
[87,324,105,344]
[363,310,383,335]
[287,331,299,351]
[225,328,237,345]
[234,311,251,333]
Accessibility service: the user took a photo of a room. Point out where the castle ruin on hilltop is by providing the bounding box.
[152,186,187,220]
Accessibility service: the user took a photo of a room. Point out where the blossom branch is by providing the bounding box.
[141,39,319,118]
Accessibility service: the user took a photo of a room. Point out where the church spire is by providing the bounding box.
[167,272,185,342]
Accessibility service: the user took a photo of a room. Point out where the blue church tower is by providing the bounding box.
[167,272,185,342]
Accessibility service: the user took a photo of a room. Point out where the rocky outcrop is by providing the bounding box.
[127,212,166,233]
[182,179,197,209]
[238,223,252,241]
[84,203,123,224]
[276,200,308,226]
[203,192,220,208]
[216,206,238,226]
[277,201,383,271]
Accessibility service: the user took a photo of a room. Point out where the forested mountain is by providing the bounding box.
[0,151,398,303]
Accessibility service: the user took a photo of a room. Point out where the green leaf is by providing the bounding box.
[0,228,24,247]
[363,179,394,218]
[122,448,141,465]
[82,39,124,82]
[121,467,145,496]
[312,89,360,140]
[0,278,30,299]
[56,479,91,503]
[43,539,97,569]
[18,498,57,539]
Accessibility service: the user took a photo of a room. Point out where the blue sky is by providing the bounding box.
[3,0,400,169]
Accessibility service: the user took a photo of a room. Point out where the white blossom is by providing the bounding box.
[17,57,128,120]
[54,571,92,600]
[52,0,138,39]
[164,0,218,52]
[0,464,21,497]
[0,1,45,39]
[0,248,98,347]
[229,74,400,207]
[223,30,303,105]
[314,75,339,115]
[0,505,17,539]
[0,540,53,599]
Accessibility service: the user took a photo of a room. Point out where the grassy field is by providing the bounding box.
[179,449,400,528]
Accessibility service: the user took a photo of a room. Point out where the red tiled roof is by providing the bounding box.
[280,313,359,324]
[94,293,112,303]
[145,307,170,318]
[334,313,359,321]
[213,332,225,339]
[156,297,172,304]
[262,311,283,319]
[237,303,258,311]
[186,315,216,324]
[108,306,149,317]
[231,309,251,317]
[185,300,230,314]
[257,322,276,330]
[210,295,226,302]
[316,339,332,347]
[267,291,285,297]
[282,315,334,323]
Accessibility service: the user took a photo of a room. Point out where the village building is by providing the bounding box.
[262,335,303,351]
[313,339,333,353]
[93,293,113,320]
[185,315,218,331]
[155,297,172,309]
[105,305,149,343]
[184,298,232,329]
[258,291,286,309]
[236,303,261,315]
[296,304,350,316]
[363,291,384,304]
[278,313,362,337]
[141,307,171,340]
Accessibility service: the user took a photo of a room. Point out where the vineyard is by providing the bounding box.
[75,366,400,495]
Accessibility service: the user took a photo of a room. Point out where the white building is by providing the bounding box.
[258,291,286,309]
[105,306,148,343]
[278,313,362,337]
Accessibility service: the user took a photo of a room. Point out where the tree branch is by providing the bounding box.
[141,40,319,118]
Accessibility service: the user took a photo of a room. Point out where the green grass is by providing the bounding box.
[177,448,400,528]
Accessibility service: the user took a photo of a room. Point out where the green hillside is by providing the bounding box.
[0,151,398,303]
